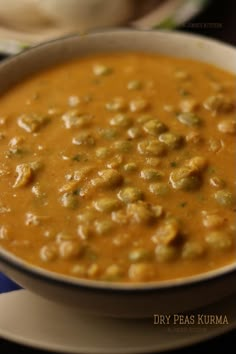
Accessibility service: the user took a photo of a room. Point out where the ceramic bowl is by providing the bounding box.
[0,30,235,318]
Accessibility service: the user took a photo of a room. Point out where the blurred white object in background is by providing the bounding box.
[36,0,133,31]
[0,0,51,30]
[0,0,133,32]
[0,0,210,54]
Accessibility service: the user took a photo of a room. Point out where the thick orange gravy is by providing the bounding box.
[0,53,235,282]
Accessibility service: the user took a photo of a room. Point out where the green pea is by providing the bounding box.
[149,182,169,196]
[110,114,132,127]
[118,187,144,204]
[155,244,177,262]
[127,80,143,90]
[137,140,166,157]
[60,193,78,209]
[124,162,138,172]
[99,128,119,140]
[205,231,232,250]
[159,132,183,149]
[140,169,163,181]
[113,140,133,153]
[182,242,205,259]
[143,119,167,136]
[177,112,201,126]
[214,190,234,207]
[93,198,121,213]
[169,168,201,191]
[129,248,152,262]
[95,220,114,235]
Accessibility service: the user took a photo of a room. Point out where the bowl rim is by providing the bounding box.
[1,247,236,293]
[0,28,235,292]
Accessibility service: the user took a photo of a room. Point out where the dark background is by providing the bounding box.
[0,0,235,352]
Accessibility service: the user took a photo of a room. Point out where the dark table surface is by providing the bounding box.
[0,0,235,353]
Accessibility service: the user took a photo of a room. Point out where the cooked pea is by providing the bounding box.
[71,264,86,277]
[77,209,97,223]
[143,119,167,136]
[39,244,58,262]
[155,244,177,262]
[93,64,112,76]
[140,169,163,181]
[152,220,179,245]
[159,132,183,149]
[217,119,236,134]
[118,187,144,204]
[169,167,201,191]
[128,263,155,281]
[179,98,199,113]
[99,127,119,140]
[202,212,225,229]
[95,147,110,158]
[181,242,205,259]
[103,264,123,280]
[106,155,123,169]
[187,156,207,172]
[67,166,94,182]
[127,201,156,224]
[0,225,10,241]
[113,140,133,152]
[129,98,149,112]
[68,95,80,107]
[87,263,100,277]
[60,192,78,209]
[209,176,225,188]
[174,70,190,80]
[106,97,127,112]
[149,182,169,196]
[127,127,142,139]
[112,209,129,225]
[110,114,132,127]
[208,138,224,153]
[124,162,138,172]
[129,248,152,262]
[203,94,234,114]
[177,112,201,126]
[137,140,166,157]
[90,177,105,189]
[17,113,49,133]
[145,157,161,167]
[98,169,123,187]
[72,132,95,146]
[62,111,92,129]
[137,114,154,124]
[95,220,114,235]
[152,205,164,218]
[13,163,33,188]
[214,190,234,207]
[127,80,143,90]
[205,231,232,250]
[77,225,93,240]
[163,104,174,113]
[58,240,82,259]
[94,197,120,212]
[185,131,202,144]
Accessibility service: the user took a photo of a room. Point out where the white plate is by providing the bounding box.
[0,290,235,353]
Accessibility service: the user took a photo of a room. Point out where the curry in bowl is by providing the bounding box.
[0,52,235,283]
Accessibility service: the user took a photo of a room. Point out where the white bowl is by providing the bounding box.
[0,30,236,318]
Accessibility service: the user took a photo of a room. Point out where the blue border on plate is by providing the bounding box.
[0,273,21,294]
